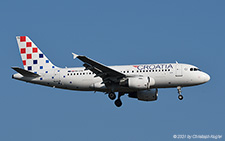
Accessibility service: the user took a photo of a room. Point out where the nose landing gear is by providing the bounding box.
[177,86,183,100]
[178,95,183,100]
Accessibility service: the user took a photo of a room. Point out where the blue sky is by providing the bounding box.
[1,0,225,140]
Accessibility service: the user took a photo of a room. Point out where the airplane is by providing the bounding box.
[12,36,211,107]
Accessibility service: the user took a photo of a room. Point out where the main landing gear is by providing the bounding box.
[177,86,184,100]
[108,92,116,100]
[108,92,124,107]
[114,92,124,107]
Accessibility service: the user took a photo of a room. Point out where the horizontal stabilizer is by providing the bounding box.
[12,67,40,77]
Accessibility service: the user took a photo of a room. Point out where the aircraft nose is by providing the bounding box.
[204,73,211,82]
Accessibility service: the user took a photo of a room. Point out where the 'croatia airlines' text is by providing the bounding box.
[134,64,173,70]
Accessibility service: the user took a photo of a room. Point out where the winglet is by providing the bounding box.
[72,53,79,59]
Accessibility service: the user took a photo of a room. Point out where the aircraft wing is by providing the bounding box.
[72,53,126,84]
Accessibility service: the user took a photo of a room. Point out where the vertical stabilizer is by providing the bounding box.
[16,36,57,74]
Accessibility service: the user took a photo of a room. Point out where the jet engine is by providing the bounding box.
[120,76,155,90]
[128,88,158,101]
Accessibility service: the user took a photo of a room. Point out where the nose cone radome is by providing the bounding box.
[204,73,211,83]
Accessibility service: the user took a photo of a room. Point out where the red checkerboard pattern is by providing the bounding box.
[16,36,55,72]
[20,36,26,42]
[20,48,26,54]
[26,42,32,47]
[27,54,32,59]
[23,60,26,65]
[18,36,40,70]
[33,48,38,53]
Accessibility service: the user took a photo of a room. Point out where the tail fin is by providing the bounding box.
[16,36,57,74]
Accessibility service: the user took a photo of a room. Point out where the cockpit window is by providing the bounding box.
[190,68,201,71]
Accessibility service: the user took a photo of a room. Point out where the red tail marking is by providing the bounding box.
[22,60,26,65]
[20,36,26,42]
[26,42,32,47]
[20,48,26,54]
[33,48,38,53]
[27,54,32,59]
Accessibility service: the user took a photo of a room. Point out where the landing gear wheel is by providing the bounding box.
[114,92,125,107]
[115,99,122,107]
[108,92,116,100]
[177,86,184,101]
[178,95,183,100]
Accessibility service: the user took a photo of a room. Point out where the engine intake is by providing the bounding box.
[128,89,158,101]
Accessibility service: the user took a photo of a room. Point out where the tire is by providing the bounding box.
[178,95,183,100]
[115,99,122,107]
[108,92,116,100]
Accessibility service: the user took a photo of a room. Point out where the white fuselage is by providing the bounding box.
[13,63,210,93]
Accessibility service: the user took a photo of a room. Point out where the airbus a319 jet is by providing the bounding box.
[12,36,210,107]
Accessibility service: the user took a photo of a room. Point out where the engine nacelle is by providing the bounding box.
[120,77,155,90]
[128,89,158,101]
